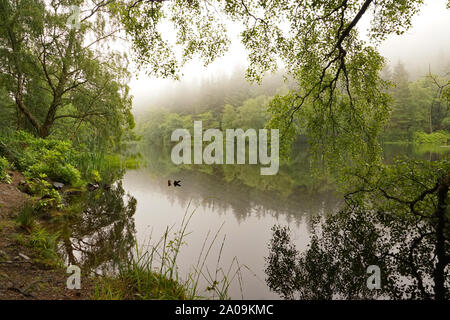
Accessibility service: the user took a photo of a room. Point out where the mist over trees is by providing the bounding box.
[134,67,288,116]
[381,61,450,141]
[136,60,449,151]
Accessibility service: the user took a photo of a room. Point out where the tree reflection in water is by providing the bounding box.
[265,203,449,300]
[54,181,137,275]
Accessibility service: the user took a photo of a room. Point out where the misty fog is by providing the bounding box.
[130,0,450,117]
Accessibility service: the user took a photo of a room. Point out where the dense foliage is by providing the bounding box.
[0,155,10,182]
[0,0,135,152]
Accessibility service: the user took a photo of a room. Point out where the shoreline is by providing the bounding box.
[0,171,94,300]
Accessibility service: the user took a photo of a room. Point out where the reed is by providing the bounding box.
[94,203,247,300]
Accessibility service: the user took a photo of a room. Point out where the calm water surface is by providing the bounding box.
[57,143,447,299]
[120,143,448,299]
[122,149,339,299]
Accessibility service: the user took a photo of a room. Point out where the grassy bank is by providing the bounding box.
[1,171,241,300]
[1,172,218,300]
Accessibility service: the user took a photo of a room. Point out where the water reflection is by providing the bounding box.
[265,151,449,300]
[382,143,449,163]
[51,182,137,274]
[48,143,447,299]
[136,144,341,225]
[125,168,340,227]
[265,203,449,299]
[119,145,341,298]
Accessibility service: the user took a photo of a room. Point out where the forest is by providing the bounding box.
[136,63,450,148]
[0,0,449,302]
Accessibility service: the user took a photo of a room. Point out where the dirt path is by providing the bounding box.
[0,171,93,300]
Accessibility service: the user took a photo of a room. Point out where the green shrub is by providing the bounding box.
[0,130,126,185]
[0,131,83,186]
[28,161,81,186]
[25,177,63,211]
[413,131,450,145]
[35,188,63,212]
[25,175,52,195]
[90,169,102,183]
[25,139,82,185]
[0,156,11,183]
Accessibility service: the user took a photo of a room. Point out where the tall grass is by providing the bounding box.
[94,203,247,300]
[71,151,140,182]
[15,202,36,232]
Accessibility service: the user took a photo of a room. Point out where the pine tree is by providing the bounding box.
[389,61,414,139]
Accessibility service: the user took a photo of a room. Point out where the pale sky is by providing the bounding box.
[373,0,450,72]
[129,0,450,113]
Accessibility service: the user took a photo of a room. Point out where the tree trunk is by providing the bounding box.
[39,101,59,138]
[14,85,41,135]
[16,105,21,130]
[39,123,51,138]
[37,31,76,138]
